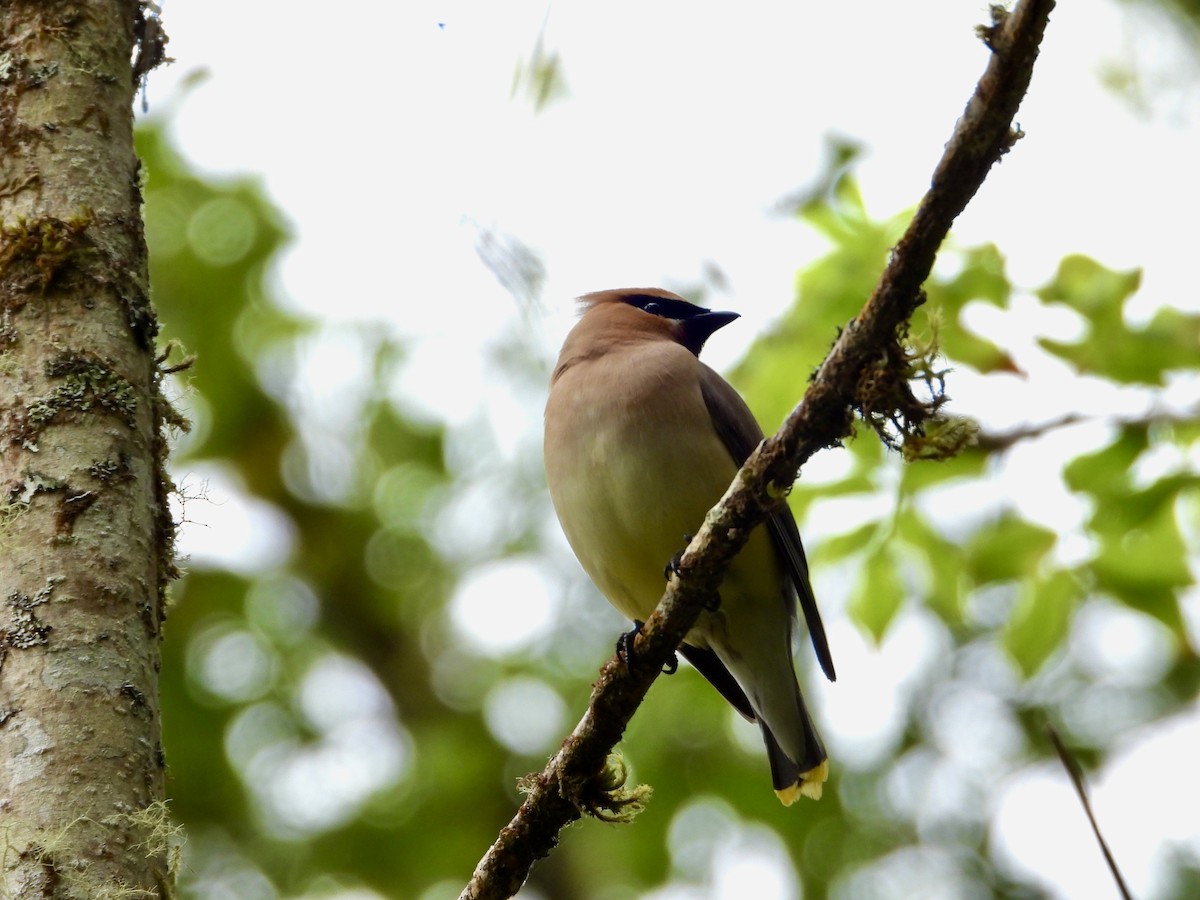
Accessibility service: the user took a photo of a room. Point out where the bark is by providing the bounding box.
[0,2,176,897]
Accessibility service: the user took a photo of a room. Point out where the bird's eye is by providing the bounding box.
[622,293,701,320]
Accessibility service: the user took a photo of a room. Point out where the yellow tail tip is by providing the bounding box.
[774,760,829,806]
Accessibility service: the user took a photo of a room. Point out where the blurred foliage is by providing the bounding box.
[731,174,1200,897]
[141,113,1199,900]
[1126,0,1200,44]
[511,25,568,113]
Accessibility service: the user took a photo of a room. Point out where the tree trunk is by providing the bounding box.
[0,2,175,896]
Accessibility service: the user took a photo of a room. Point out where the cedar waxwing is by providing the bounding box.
[544,288,835,805]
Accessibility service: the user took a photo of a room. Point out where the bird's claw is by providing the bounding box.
[616,621,642,669]
[663,533,693,580]
[616,620,679,675]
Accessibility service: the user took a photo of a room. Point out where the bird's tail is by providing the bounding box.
[691,625,829,804]
[761,709,828,805]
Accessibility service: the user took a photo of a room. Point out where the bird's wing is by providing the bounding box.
[697,365,836,682]
[767,507,835,681]
[678,645,756,721]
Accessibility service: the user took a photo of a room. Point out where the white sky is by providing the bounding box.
[154,1,1200,897]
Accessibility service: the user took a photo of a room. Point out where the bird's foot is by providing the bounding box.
[615,620,641,667]
[616,620,678,675]
[661,534,721,612]
[662,533,693,580]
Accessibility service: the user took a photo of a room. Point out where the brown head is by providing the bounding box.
[553,288,739,384]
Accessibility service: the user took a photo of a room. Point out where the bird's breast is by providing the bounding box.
[545,344,740,621]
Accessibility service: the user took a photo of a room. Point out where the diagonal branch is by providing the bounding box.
[460,2,1056,898]
[1047,725,1133,900]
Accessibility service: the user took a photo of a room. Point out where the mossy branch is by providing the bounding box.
[460,2,1056,898]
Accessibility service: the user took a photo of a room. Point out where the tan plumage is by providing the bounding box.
[544,288,834,804]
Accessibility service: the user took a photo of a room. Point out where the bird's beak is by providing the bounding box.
[700,309,740,327]
[686,312,739,350]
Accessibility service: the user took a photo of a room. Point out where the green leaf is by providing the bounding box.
[1038,254,1142,318]
[849,543,905,643]
[965,514,1057,585]
[925,243,1018,373]
[789,460,880,519]
[1063,425,1147,498]
[1036,255,1200,384]
[1066,427,1200,546]
[937,325,1020,375]
[1092,502,1191,633]
[1091,473,1200,538]
[898,445,988,492]
[896,508,966,625]
[815,521,881,563]
[1004,569,1082,676]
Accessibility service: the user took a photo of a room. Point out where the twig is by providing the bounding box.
[974,404,1200,452]
[974,413,1084,451]
[460,3,1056,898]
[1046,725,1134,900]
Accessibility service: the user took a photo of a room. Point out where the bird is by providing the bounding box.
[543,287,835,805]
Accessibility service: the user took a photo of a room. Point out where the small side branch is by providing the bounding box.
[460,3,1056,898]
[1047,725,1133,900]
[974,403,1200,452]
